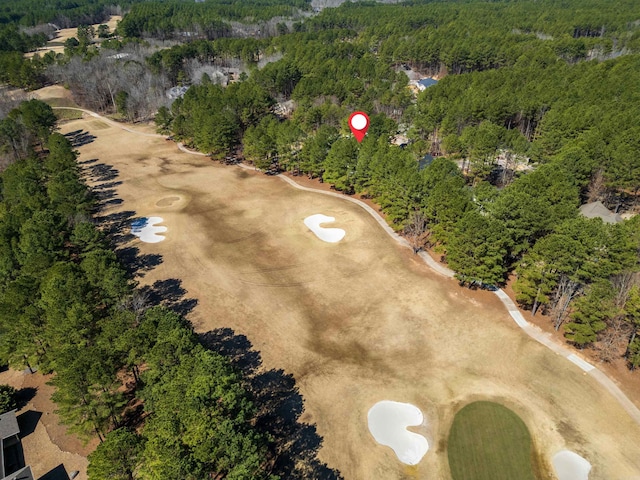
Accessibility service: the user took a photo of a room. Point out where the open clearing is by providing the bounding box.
[0,368,91,480]
[447,401,536,480]
[47,112,640,479]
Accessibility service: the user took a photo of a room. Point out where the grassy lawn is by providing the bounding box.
[53,108,83,121]
[42,97,83,121]
[43,96,78,108]
[447,401,537,480]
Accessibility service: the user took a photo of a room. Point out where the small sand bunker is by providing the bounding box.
[304,214,345,243]
[368,401,429,466]
[131,217,167,243]
[553,450,591,480]
[156,196,181,207]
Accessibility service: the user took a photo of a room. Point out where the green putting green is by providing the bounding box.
[447,401,537,480]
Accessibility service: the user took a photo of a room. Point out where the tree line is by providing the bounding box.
[117,0,310,41]
[0,99,280,478]
[0,0,121,28]
[299,0,640,74]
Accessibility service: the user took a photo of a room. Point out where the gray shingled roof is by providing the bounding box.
[2,465,34,480]
[0,410,20,440]
[418,78,438,88]
[579,201,623,224]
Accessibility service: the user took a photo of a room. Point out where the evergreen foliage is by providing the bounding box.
[0,384,17,414]
[0,100,278,478]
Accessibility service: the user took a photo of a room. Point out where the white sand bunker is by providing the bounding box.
[368,401,429,465]
[131,217,167,243]
[304,214,345,243]
[553,450,591,480]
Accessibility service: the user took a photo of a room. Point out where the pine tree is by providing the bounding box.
[565,280,616,347]
[447,211,509,286]
[88,429,143,480]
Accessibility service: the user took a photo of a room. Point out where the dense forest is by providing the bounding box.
[0,0,314,88]
[0,0,309,28]
[118,0,311,40]
[0,0,115,28]
[0,99,285,478]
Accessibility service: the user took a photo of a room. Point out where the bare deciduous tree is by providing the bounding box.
[119,290,150,321]
[611,272,640,308]
[185,59,231,86]
[47,48,170,121]
[0,87,27,119]
[551,275,582,331]
[403,210,429,254]
[598,315,630,362]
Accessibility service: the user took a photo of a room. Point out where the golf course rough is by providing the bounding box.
[447,401,537,480]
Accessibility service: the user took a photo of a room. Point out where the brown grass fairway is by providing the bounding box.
[48,110,640,480]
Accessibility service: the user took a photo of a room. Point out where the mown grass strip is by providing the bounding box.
[448,401,536,480]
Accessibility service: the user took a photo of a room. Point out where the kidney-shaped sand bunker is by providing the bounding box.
[367,400,429,465]
[304,214,346,243]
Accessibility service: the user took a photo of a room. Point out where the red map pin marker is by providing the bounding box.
[349,111,369,143]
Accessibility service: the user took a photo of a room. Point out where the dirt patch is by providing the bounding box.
[51,115,640,480]
[0,369,91,480]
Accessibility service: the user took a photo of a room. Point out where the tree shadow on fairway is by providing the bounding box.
[95,209,165,278]
[78,157,98,166]
[91,180,123,204]
[201,328,343,480]
[96,209,136,246]
[84,161,126,216]
[64,129,96,147]
[116,246,163,277]
[94,180,123,190]
[140,278,198,317]
[88,162,119,183]
[92,187,118,203]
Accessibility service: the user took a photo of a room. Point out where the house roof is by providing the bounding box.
[417,78,438,88]
[578,201,623,224]
[418,154,434,170]
[0,411,19,440]
[2,465,34,480]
